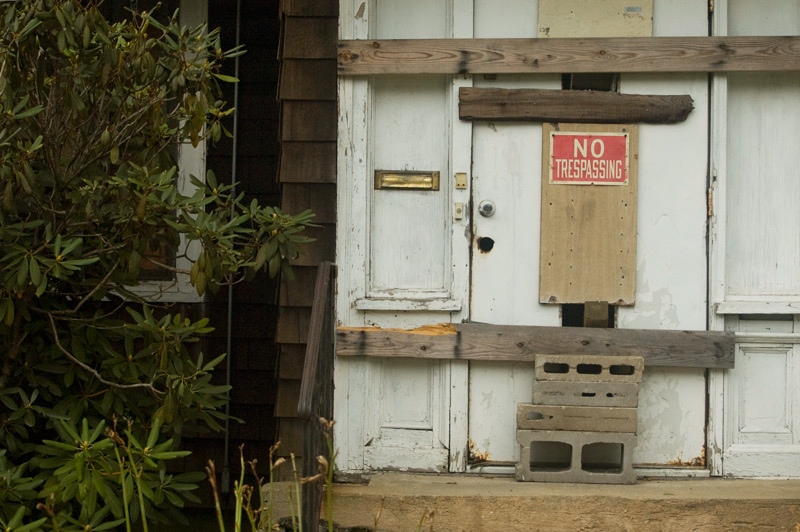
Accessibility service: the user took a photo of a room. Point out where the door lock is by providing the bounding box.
[478,200,496,217]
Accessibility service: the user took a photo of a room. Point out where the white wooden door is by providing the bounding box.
[468,0,710,471]
[335,0,472,473]
[708,0,800,477]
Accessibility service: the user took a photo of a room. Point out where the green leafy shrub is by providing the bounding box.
[0,1,313,529]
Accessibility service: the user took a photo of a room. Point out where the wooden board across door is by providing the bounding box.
[539,123,638,305]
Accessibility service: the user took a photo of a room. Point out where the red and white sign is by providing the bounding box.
[549,132,629,185]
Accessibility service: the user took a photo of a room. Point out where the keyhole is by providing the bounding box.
[478,237,495,253]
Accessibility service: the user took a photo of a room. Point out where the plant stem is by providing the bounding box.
[325,432,335,532]
[234,449,245,532]
[290,454,302,532]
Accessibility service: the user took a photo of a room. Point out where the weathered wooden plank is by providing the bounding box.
[298,262,333,417]
[335,323,735,368]
[459,88,693,124]
[338,37,800,75]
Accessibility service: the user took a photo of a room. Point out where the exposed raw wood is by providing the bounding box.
[280,142,337,183]
[282,101,337,141]
[339,323,458,336]
[283,17,338,59]
[338,37,800,75]
[540,123,638,305]
[335,323,735,368]
[279,60,337,100]
[458,88,693,124]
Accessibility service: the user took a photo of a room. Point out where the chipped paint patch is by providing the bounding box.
[338,323,457,336]
[468,439,490,463]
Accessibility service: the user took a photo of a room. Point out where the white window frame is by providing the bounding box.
[128,0,207,303]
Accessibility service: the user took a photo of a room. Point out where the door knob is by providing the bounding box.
[478,200,496,217]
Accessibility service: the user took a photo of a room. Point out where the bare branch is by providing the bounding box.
[47,313,164,395]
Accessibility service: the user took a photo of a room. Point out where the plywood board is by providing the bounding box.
[538,0,653,38]
[539,123,638,305]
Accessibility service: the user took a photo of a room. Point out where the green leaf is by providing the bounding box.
[14,517,48,532]
[267,253,280,278]
[17,256,29,286]
[6,506,26,529]
[212,73,239,83]
[29,257,41,286]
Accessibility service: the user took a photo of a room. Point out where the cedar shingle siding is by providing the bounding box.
[275,0,339,465]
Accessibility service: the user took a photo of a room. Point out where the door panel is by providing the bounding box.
[722,319,800,476]
[468,0,709,469]
[709,0,800,477]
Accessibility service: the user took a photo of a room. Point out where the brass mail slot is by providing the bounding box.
[374,170,440,191]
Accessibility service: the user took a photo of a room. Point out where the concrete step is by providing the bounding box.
[321,473,800,532]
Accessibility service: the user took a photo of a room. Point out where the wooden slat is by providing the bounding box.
[459,88,694,124]
[279,142,337,183]
[283,17,337,59]
[338,36,800,75]
[298,262,333,417]
[279,60,337,100]
[336,323,735,368]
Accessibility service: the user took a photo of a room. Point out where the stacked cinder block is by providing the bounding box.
[515,354,644,484]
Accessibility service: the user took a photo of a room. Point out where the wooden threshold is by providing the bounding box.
[338,36,800,75]
[336,323,735,369]
[459,88,693,124]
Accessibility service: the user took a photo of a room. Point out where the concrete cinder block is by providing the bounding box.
[532,381,639,407]
[517,404,637,433]
[535,354,644,383]
[516,430,636,485]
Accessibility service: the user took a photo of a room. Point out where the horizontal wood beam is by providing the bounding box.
[336,323,735,369]
[459,88,694,124]
[338,36,800,75]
